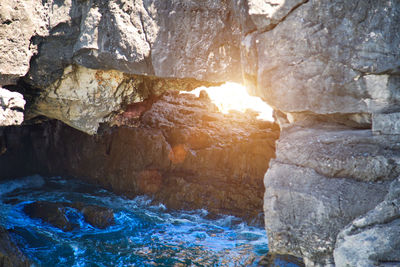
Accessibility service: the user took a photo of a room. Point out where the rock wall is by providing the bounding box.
[1,0,400,265]
[258,1,400,266]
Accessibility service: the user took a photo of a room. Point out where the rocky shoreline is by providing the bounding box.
[1,0,400,265]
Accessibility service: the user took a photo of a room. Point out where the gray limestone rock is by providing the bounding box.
[0,1,48,86]
[255,0,400,114]
[264,160,389,266]
[334,177,400,267]
[25,0,243,89]
[0,88,25,126]
[276,124,400,182]
[373,112,400,135]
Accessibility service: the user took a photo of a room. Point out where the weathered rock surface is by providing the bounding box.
[0,88,25,126]
[0,0,243,90]
[334,177,400,267]
[0,1,47,86]
[264,122,398,265]
[1,92,278,223]
[255,0,400,115]
[0,226,30,267]
[27,64,215,134]
[2,0,399,265]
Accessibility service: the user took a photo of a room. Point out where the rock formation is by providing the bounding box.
[0,0,399,266]
[0,88,25,126]
[1,91,278,224]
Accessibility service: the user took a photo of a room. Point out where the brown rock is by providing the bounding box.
[23,201,74,232]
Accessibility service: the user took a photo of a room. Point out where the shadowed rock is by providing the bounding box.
[0,226,30,267]
[23,201,115,231]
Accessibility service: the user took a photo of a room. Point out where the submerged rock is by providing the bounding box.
[23,201,75,231]
[23,201,115,231]
[0,226,30,267]
[71,202,115,230]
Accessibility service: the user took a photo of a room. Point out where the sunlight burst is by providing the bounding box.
[184,82,274,121]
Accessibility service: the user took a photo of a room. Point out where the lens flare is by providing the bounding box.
[183,82,274,121]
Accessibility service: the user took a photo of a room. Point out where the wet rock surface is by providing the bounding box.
[0,226,30,267]
[23,201,115,231]
[1,92,278,224]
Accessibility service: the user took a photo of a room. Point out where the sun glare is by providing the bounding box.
[183,82,274,121]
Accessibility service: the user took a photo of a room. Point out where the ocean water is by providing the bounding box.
[0,175,273,267]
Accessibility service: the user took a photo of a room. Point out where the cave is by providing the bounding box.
[1,0,400,266]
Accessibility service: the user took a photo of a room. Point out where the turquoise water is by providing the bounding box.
[0,175,270,266]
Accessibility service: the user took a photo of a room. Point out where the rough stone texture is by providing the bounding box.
[0,226,30,267]
[264,161,389,266]
[1,0,400,265]
[0,1,47,86]
[276,124,400,182]
[264,123,394,265]
[28,64,214,134]
[334,177,400,267]
[247,0,307,32]
[1,92,279,223]
[8,0,243,91]
[255,0,400,114]
[372,112,400,135]
[0,88,25,126]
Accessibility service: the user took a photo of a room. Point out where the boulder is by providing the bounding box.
[23,201,115,231]
[70,202,115,229]
[23,201,75,231]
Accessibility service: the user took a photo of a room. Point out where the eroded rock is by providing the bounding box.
[0,88,25,126]
[264,122,397,265]
[28,65,214,134]
[255,0,400,115]
[334,177,400,267]
[264,160,389,265]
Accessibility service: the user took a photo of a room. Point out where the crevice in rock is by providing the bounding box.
[257,0,310,34]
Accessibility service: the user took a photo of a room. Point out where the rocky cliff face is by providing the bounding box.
[1,0,400,266]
